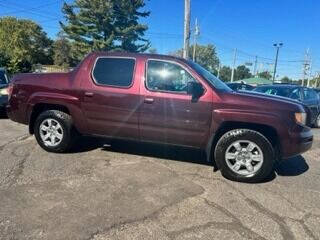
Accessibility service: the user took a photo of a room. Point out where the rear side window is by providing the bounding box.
[92,58,135,87]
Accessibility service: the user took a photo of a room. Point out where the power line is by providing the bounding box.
[0,0,62,16]
[0,0,61,20]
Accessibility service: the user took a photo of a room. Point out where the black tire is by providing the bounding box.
[214,129,275,183]
[34,110,76,153]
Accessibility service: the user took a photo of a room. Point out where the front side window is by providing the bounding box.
[146,60,196,93]
[92,58,135,87]
[186,60,231,92]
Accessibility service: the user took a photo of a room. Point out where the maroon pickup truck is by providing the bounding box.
[7,52,313,182]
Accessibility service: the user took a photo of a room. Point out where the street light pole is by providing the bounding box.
[272,43,283,84]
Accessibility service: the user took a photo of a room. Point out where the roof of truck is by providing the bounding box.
[90,51,187,62]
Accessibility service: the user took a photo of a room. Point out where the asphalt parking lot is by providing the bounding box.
[0,117,320,240]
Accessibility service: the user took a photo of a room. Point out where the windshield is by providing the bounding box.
[187,61,232,92]
[0,70,8,85]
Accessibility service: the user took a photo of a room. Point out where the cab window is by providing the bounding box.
[92,57,135,87]
[146,60,196,93]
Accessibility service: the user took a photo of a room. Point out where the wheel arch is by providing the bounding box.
[206,121,280,170]
[29,103,70,134]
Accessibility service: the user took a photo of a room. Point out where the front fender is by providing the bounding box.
[205,109,289,169]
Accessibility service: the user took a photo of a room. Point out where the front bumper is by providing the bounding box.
[282,125,313,159]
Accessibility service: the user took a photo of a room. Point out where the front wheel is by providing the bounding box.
[34,110,76,153]
[214,129,275,183]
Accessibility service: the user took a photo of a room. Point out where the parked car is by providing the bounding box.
[0,68,9,114]
[7,52,313,183]
[227,82,254,91]
[253,84,320,127]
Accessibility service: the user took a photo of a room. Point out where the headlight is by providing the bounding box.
[0,88,8,96]
[295,112,307,125]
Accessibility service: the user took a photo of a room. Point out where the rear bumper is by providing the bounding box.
[6,104,27,125]
[282,125,313,159]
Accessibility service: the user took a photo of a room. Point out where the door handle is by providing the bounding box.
[85,92,94,97]
[144,97,154,104]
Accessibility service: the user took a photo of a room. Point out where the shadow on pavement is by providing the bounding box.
[102,139,212,167]
[71,137,309,181]
[69,136,105,153]
[275,155,309,177]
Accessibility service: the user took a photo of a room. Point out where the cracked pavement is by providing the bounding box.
[0,118,319,240]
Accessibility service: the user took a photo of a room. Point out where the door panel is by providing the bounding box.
[139,60,212,148]
[80,56,143,140]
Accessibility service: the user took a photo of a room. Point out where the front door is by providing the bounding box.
[139,59,212,148]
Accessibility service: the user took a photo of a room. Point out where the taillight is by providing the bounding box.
[7,83,13,100]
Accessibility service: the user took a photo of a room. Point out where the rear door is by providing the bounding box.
[81,56,142,140]
[139,59,212,148]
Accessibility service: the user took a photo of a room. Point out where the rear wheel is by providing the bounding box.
[215,129,275,183]
[34,110,76,153]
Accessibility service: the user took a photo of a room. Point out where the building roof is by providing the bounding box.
[235,77,272,85]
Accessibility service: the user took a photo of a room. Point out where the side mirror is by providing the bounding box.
[187,82,204,102]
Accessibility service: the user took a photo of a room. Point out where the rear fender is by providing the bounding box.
[27,92,87,133]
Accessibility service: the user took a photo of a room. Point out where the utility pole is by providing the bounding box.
[231,48,237,82]
[253,56,258,77]
[307,59,312,87]
[183,0,191,59]
[302,48,310,87]
[257,63,264,76]
[217,63,221,78]
[272,43,283,84]
[192,18,200,62]
[316,72,320,88]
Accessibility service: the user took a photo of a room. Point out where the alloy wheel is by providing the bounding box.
[39,118,64,147]
[225,140,264,177]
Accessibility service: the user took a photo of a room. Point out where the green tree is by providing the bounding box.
[234,65,252,80]
[0,17,52,73]
[53,33,73,67]
[60,0,150,61]
[219,66,232,82]
[309,76,320,88]
[172,44,220,74]
[148,48,157,54]
[280,76,291,83]
[258,71,272,80]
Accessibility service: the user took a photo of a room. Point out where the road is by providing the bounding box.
[0,117,319,240]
